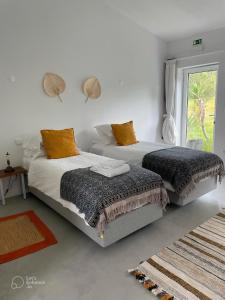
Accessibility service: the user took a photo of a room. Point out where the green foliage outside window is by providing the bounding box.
[187,71,217,152]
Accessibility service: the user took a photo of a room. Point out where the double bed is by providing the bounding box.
[90,141,224,206]
[26,151,169,247]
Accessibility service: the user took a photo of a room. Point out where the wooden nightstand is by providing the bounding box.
[0,167,27,205]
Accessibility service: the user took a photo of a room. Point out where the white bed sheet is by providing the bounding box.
[28,152,123,222]
[90,141,173,166]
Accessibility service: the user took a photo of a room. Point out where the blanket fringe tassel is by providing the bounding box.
[179,164,224,199]
[128,268,174,300]
[97,187,169,235]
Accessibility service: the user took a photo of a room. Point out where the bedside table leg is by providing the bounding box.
[20,174,26,200]
[0,179,5,205]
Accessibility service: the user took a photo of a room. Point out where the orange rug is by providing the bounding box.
[0,210,57,264]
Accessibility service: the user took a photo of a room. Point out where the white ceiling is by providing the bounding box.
[106,0,225,41]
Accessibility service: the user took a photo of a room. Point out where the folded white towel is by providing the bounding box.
[90,163,130,178]
[91,160,126,171]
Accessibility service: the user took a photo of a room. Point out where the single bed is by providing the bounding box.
[26,152,168,247]
[90,141,223,206]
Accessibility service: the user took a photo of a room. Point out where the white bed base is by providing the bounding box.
[168,176,218,206]
[29,187,163,247]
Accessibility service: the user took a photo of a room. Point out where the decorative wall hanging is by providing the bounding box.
[82,76,101,102]
[43,73,65,102]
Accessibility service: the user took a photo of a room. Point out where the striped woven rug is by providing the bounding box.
[129,211,225,300]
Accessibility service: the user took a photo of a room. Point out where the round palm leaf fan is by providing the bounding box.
[83,77,101,102]
[43,73,65,102]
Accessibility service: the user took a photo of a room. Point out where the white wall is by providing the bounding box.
[167,27,225,59]
[0,0,166,197]
[168,28,225,162]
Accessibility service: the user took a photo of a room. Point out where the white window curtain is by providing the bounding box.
[162,59,177,145]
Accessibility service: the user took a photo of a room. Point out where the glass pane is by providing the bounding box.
[186,70,217,152]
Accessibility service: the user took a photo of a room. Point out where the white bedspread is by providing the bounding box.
[90,141,173,166]
[28,152,122,221]
[90,141,175,191]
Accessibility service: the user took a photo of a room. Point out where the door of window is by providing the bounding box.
[181,65,218,152]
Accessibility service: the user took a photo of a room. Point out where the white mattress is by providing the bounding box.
[28,152,126,222]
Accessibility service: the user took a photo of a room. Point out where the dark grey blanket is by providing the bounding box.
[60,166,166,228]
[142,146,224,196]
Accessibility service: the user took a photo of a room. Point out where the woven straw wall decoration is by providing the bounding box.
[43,73,65,102]
[82,76,101,102]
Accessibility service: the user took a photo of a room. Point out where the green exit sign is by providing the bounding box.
[193,38,202,46]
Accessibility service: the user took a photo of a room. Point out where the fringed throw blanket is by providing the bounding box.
[60,166,169,231]
[142,147,224,197]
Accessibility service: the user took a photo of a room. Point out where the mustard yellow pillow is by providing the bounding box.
[41,128,80,159]
[111,121,138,146]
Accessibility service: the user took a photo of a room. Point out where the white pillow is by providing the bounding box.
[95,124,115,145]
[22,135,45,159]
